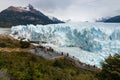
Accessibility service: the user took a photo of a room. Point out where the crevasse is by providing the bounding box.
[11,22,120,67]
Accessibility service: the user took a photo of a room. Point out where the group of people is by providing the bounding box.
[60,51,99,71]
[34,45,99,71]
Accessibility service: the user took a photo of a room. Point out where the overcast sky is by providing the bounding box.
[0,0,120,22]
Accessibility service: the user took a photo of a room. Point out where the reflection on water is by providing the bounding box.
[0,28,11,34]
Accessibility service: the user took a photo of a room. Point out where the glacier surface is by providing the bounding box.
[11,22,120,67]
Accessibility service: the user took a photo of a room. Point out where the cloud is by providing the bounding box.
[0,0,29,11]
[0,0,120,21]
[30,0,74,12]
[31,0,120,21]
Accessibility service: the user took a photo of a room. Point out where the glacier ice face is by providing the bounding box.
[11,22,120,67]
[110,29,120,40]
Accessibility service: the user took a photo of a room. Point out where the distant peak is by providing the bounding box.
[7,6,17,10]
[28,4,34,10]
[6,4,36,12]
[6,5,30,12]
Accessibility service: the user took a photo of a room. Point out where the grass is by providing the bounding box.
[0,35,20,48]
[0,51,98,80]
[0,34,119,80]
[0,35,98,80]
[0,35,30,49]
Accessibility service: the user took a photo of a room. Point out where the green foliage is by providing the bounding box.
[20,40,30,48]
[0,69,10,80]
[0,36,31,48]
[0,51,97,80]
[53,59,71,68]
[96,54,120,80]
[0,37,20,48]
[0,42,6,48]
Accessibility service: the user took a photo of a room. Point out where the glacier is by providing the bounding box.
[11,22,120,67]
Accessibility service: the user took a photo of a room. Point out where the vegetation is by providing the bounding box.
[96,54,120,80]
[0,36,20,48]
[0,35,30,48]
[0,35,120,80]
[0,51,98,80]
[20,40,30,48]
[0,35,98,80]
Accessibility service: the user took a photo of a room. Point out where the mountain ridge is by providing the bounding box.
[104,15,120,23]
[96,15,120,23]
[0,4,64,28]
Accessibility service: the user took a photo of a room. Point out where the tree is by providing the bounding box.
[20,40,30,48]
[97,54,120,80]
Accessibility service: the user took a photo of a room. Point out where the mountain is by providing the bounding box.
[48,16,64,23]
[64,19,72,23]
[104,15,120,23]
[96,17,109,22]
[0,4,64,28]
[97,15,120,23]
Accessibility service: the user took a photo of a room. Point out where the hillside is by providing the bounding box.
[0,4,64,28]
[104,15,120,23]
[0,35,98,80]
[0,34,119,80]
[97,15,120,23]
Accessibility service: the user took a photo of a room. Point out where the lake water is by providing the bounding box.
[0,28,11,34]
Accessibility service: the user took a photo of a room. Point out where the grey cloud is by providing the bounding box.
[0,0,120,21]
[31,0,74,12]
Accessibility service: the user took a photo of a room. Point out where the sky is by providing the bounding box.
[0,0,120,22]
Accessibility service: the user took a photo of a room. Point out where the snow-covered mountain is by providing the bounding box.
[11,22,120,67]
[48,16,64,23]
[97,15,120,23]
[0,4,64,28]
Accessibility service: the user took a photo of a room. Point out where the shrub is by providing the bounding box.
[20,40,30,48]
[0,51,98,80]
[0,42,6,48]
[96,54,120,80]
[0,36,20,48]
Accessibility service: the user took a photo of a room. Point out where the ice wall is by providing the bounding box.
[11,22,120,67]
[11,22,120,52]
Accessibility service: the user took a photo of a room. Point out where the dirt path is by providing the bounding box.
[0,34,101,72]
[0,34,14,40]
[0,47,101,72]
[29,48,63,60]
[66,57,101,72]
